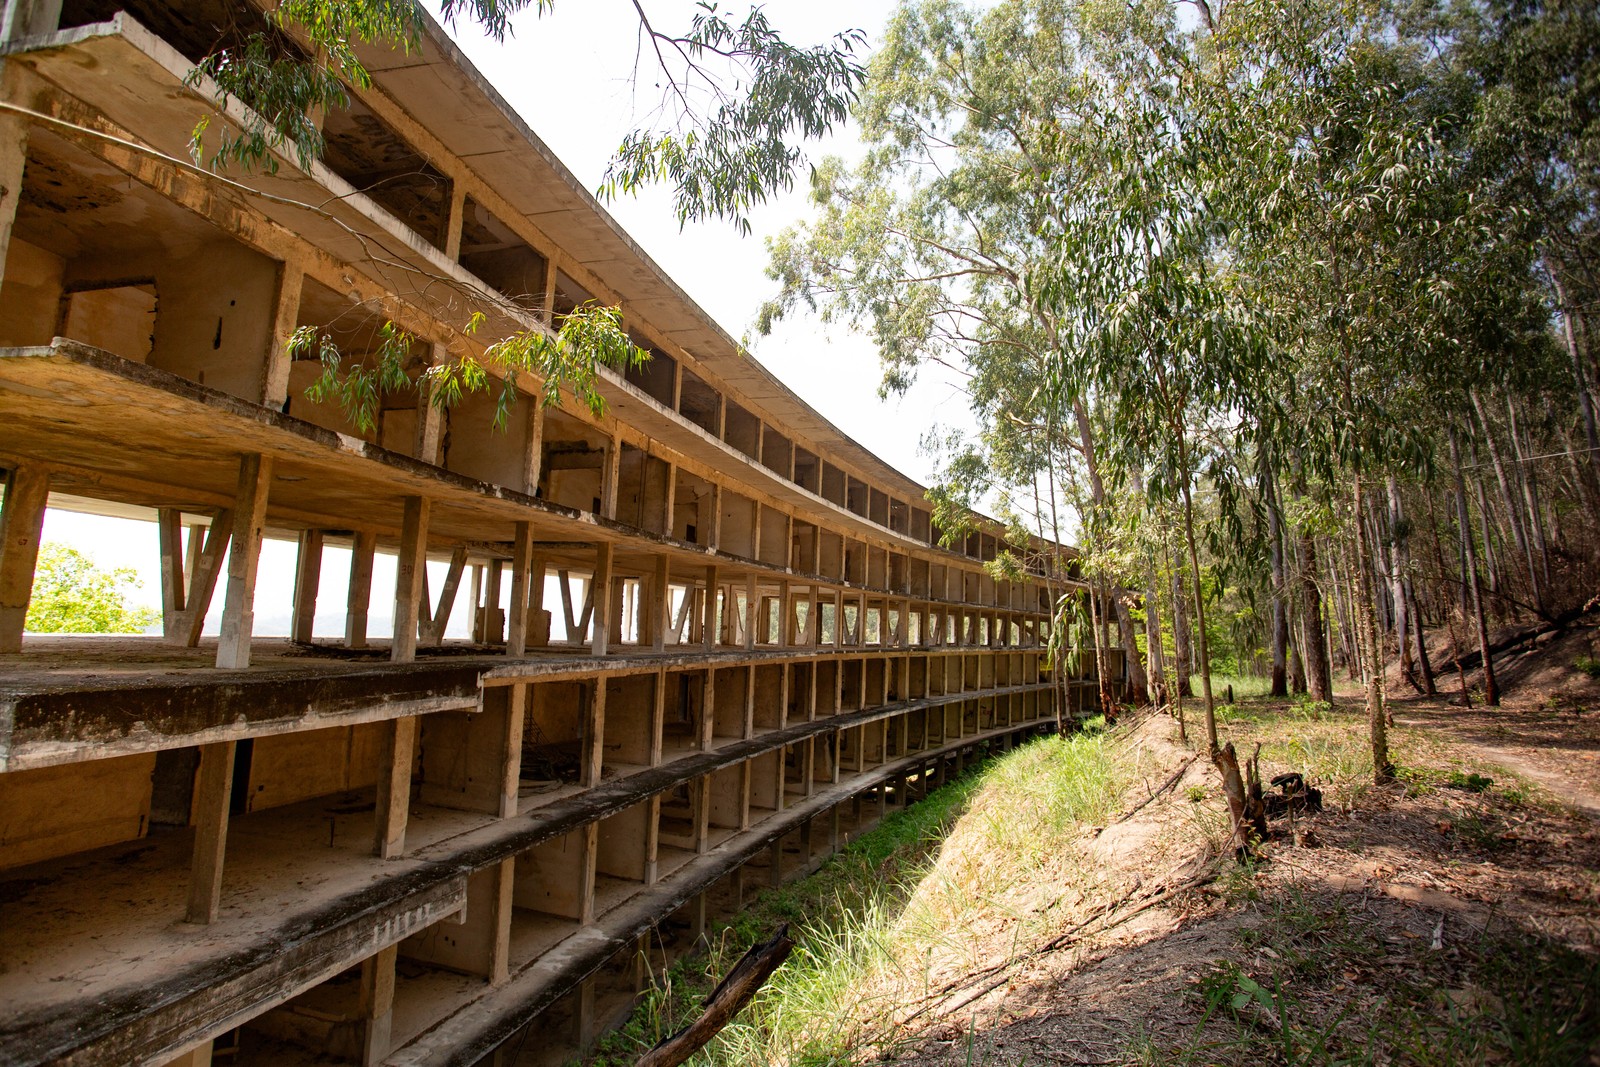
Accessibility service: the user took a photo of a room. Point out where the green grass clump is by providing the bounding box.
[592,728,1137,1066]
[1573,655,1600,678]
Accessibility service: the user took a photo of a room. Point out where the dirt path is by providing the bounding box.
[875,700,1600,1066]
[1392,697,1600,819]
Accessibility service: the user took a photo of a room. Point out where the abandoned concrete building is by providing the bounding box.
[0,2,1126,1064]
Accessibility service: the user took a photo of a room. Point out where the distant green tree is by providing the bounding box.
[26,544,161,634]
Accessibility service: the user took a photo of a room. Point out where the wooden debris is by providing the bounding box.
[635,925,794,1067]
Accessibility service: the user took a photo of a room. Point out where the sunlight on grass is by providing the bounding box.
[592,728,1141,1066]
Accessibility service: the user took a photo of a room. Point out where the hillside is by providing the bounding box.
[594,649,1600,1066]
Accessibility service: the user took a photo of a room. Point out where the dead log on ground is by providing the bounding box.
[636,924,794,1067]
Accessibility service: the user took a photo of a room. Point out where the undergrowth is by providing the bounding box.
[589,723,1136,1066]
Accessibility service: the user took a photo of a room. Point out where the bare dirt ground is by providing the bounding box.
[879,659,1600,1065]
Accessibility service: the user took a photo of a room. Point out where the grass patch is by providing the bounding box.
[1213,698,1374,809]
[590,727,1140,1066]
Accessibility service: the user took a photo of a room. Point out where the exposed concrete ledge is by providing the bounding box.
[390,718,1053,1067]
[1,868,469,1067]
[0,684,1059,1066]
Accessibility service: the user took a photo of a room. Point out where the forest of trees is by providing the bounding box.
[759,0,1599,847]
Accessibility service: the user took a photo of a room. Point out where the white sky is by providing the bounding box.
[39,0,980,638]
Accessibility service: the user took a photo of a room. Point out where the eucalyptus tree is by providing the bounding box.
[760,0,1153,700]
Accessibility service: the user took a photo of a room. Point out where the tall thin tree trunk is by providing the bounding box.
[1505,397,1552,602]
[1179,473,1217,751]
[1550,266,1600,494]
[1351,472,1390,780]
[1386,477,1416,691]
[1451,432,1499,706]
[1472,388,1540,612]
[1264,466,1290,698]
[1409,584,1436,696]
[1164,539,1187,742]
[1328,536,1359,679]
[1426,489,1472,706]
[1469,442,1501,597]
[1170,561,1194,699]
[1297,530,1333,702]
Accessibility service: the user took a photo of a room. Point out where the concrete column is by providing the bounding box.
[577,821,599,924]
[701,565,718,650]
[523,399,546,493]
[392,496,430,662]
[482,559,504,644]
[650,553,669,651]
[499,684,526,817]
[690,891,707,946]
[590,542,614,655]
[346,529,377,649]
[575,975,598,1051]
[374,715,418,859]
[649,669,665,766]
[260,260,304,407]
[581,680,606,787]
[216,454,272,669]
[488,858,515,986]
[0,464,48,653]
[742,575,755,652]
[505,521,533,656]
[359,945,399,1066]
[644,793,660,884]
[291,529,323,643]
[415,359,446,466]
[157,509,186,640]
[600,439,621,518]
[185,740,237,924]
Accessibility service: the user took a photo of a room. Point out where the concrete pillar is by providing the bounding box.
[690,891,707,946]
[291,529,323,643]
[574,975,598,1051]
[216,454,272,669]
[481,559,504,645]
[600,439,621,518]
[702,564,718,650]
[260,261,304,407]
[590,543,614,655]
[0,464,48,653]
[346,529,377,649]
[374,715,418,859]
[499,685,526,818]
[185,740,236,924]
[650,669,666,766]
[505,521,533,656]
[650,553,669,651]
[489,858,515,986]
[581,680,606,787]
[644,793,660,884]
[391,496,430,663]
[359,945,399,1066]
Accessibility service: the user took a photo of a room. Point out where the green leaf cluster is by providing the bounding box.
[26,544,161,635]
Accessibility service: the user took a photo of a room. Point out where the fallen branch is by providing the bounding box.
[894,862,1217,1030]
[636,925,794,1067]
[1115,754,1200,824]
